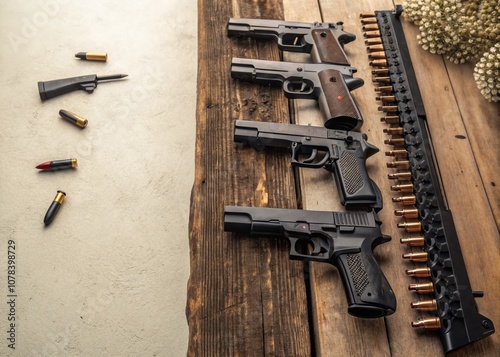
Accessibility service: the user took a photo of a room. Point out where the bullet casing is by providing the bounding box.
[364,38,383,45]
[411,317,441,329]
[381,116,400,124]
[398,221,422,233]
[408,282,434,294]
[392,195,416,205]
[391,184,414,192]
[400,236,425,246]
[411,299,438,311]
[387,160,410,169]
[386,150,409,157]
[402,252,428,262]
[406,267,431,277]
[395,208,419,218]
[376,86,394,93]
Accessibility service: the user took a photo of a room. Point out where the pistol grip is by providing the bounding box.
[336,250,396,318]
[38,75,97,101]
[333,151,382,211]
[318,69,363,131]
[311,29,350,65]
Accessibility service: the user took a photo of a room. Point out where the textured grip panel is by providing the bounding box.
[338,151,364,195]
[346,253,370,296]
[311,29,349,65]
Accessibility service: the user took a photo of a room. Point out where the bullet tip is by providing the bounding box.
[75,52,86,59]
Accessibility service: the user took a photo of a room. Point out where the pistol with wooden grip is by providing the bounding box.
[234,120,382,211]
[231,58,364,131]
[227,18,356,65]
[223,206,397,318]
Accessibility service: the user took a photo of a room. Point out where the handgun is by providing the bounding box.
[234,120,382,211]
[231,58,364,131]
[227,18,356,65]
[38,74,128,101]
[224,205,396,318]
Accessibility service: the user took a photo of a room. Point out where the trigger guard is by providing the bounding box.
[291,143,330,168]
[283,79,314,96]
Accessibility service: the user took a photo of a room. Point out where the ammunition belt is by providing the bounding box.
[360,6,495,353]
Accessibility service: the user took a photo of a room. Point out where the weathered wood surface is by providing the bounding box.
[188,0,500,355]
[187,0,312,356]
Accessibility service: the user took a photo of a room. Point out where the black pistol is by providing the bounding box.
[234,120,382,211]
[231,58,364,131]
[224,206,396,318]
[228,18,356,65]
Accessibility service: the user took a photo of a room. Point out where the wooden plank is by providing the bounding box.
[187,0,311,356]
[444,61,500,230]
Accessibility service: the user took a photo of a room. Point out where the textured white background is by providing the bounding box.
[0,0,196,355]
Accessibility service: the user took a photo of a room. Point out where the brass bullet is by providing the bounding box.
[411,299,437,311]
[386,160,410,169]
[392,195,416,205]
[388,172,412,181]
[372,68,389,76]
[403,252,428,262]
[381,116,400,124]
[378,105,399,112]
[384,138,406,146]
[364,30,381,38]
[395,208,418,218]
[75,52,108,62]
[359,13,376,18]
[376,95,396,102]
[373,76,391,83]
[367,44,385,52]
[397,221,422,233]
[364,38,383,45]
[385,150,408,157]
[391,184,414,192]
[406,267,431,278]
[383,127,404,135]
[400,236,425,246]
[362,24,380,31]
[411,317,440,329]
[370,59,387,67]
[408,282,434,294]
[369,52,387,60]
[375,85,394,93]
[361,17,378,24]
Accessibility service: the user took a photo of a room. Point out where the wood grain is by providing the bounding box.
[187,0,311,356]
[189,0,500,355]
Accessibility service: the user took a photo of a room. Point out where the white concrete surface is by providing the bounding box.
[0,1,196,355]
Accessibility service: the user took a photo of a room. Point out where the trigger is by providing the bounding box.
[80,83,96,93]
[303,149,318,163]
